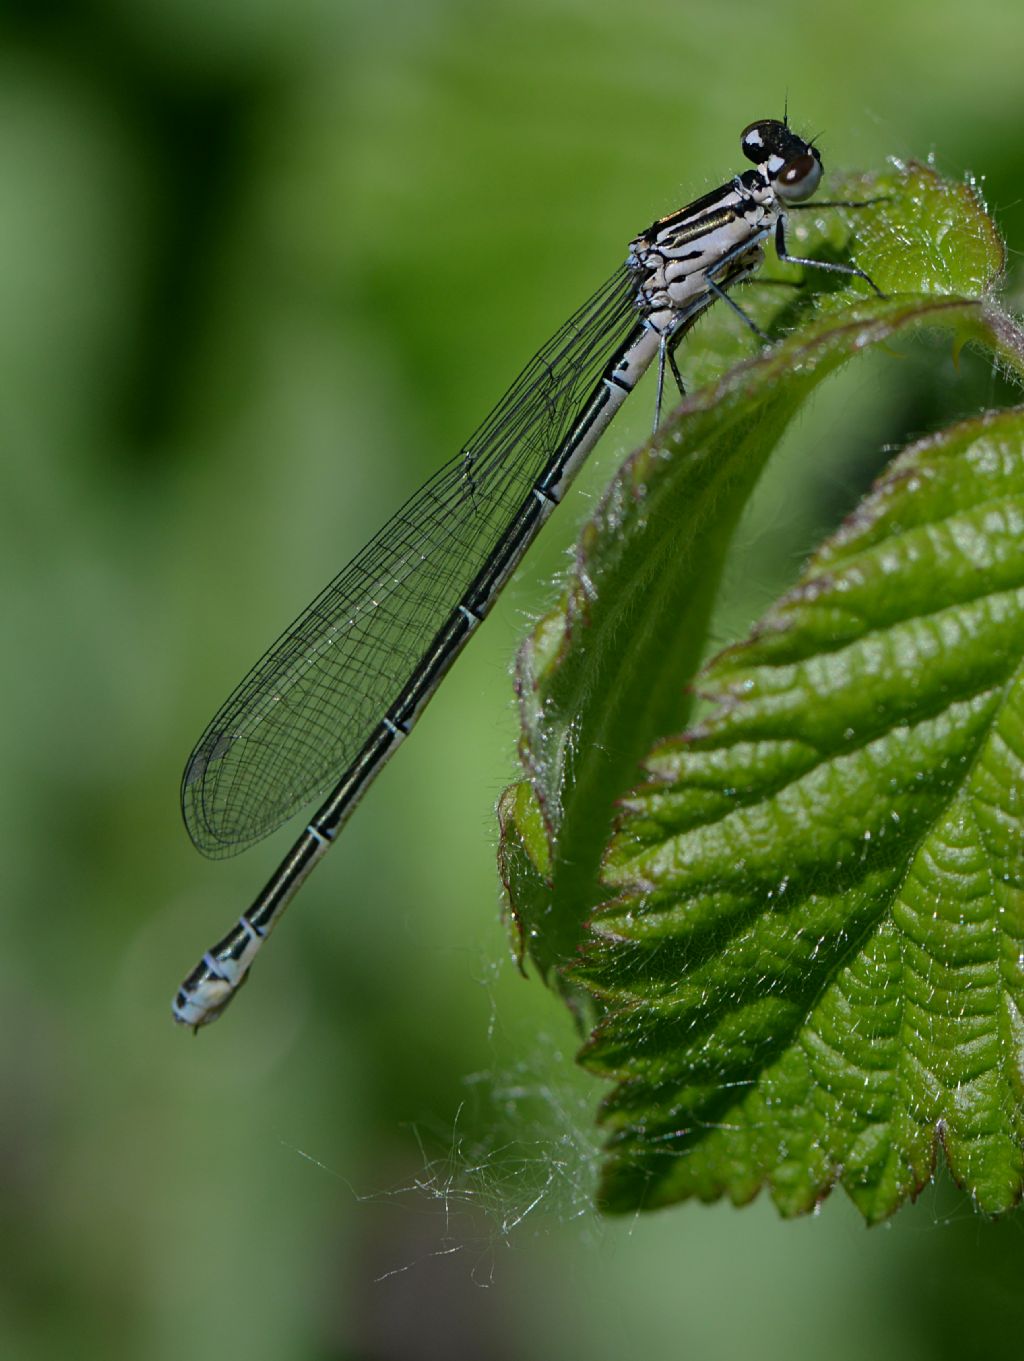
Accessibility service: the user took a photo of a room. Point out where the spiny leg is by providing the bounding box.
[668,333,686,403]
[775,215,885,297]
[653,329,669,433]
[789,196,891,210]
[654,323,695,431]
[705,276,770,342]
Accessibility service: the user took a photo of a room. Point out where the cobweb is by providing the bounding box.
[282,957,611,1287]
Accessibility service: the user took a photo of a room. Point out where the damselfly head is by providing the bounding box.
[741,119,823,203]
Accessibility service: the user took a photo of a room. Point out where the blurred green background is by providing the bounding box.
[4,0,1024,1356]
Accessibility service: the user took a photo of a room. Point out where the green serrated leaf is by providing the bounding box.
[496,154,1024,1218]
[501,158,1007,993]
[578,407,1024,1222]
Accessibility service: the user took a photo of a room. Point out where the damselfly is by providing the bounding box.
[174,116,881,1028]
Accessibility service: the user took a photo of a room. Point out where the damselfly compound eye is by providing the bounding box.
[740,119,786,163]
[775,152,823,203]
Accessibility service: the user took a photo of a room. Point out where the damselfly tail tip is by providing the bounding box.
[172,967,249,1030]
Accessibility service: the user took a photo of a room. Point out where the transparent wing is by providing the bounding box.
[182,263,642,856]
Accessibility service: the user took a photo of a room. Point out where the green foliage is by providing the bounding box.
[499,161,1024,1219]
